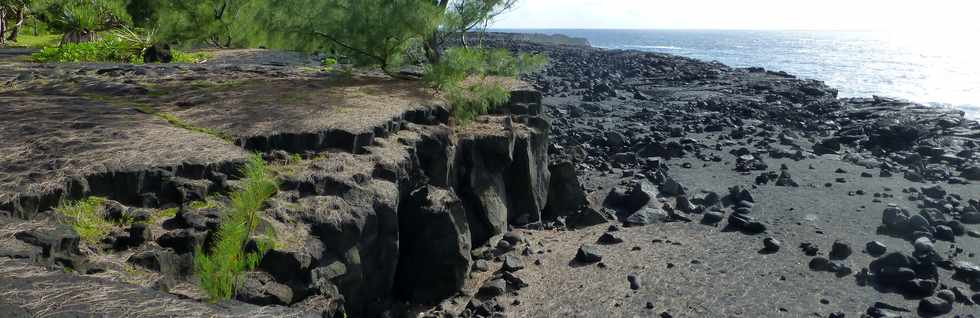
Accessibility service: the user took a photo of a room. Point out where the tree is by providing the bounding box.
[0,0,32,44]
[424,0,517,63]
[232,0,441,75]
[153,0,255,48]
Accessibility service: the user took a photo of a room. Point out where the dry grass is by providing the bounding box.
[159,76,446,137]
[0,259,311,318]
[0,96,249,205]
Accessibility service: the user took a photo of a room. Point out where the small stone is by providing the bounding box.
[478,279,506,298]
[935,289,955,303]
[645,302,655,309]
[701,211,724,225]
[473,259,490,272]
[829,240,852,260]
[918,296,952,315]
[865,241,887,256]
[627,273,642,290]
[502,254,524,272]
[598,232,625,244]
[763,237,781,252]
[575,244,602,263]
[809,257,831,271]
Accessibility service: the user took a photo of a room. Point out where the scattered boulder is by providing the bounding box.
[575,244,603,263]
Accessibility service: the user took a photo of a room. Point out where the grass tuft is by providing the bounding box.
[194,154,278,302]
[54,196,132,245]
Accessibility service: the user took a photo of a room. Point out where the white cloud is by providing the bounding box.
[492,0,980,30]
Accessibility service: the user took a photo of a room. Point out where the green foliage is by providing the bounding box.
[424,47,547,89]
[235,0,440,73]
[170,49,210,63]
[35,0,132,41]
[111,25,155,56]
[4,34,60,48]
[423,47,547,122]
[446,81,509,123]
[31,35,138,63]
[149,110,231,141]
[55,196,133,245]
[194,154,278,302]
[153,0,255,48]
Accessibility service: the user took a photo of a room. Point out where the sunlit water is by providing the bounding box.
[498,29,980,120]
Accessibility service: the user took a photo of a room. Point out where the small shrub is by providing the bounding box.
[446,81,510,123]
[424,47,548,122]
[424,47,548,89]
[194,154,278,302]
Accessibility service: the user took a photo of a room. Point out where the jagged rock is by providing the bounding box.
[544,161,588,219]
[127,248,192,278]
[961,165,980,180]
[567,207,613,228]
[237,271,294,306]
[597,232,624,244]
[774,170,799,187]
[395,186,471,303]
[575,244,602,263]
[625,207,669,226]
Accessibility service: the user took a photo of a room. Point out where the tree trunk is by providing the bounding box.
[423,0,451,63]
[7,7,25,42]
[0,8,7,46]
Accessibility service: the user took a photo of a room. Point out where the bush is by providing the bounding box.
[446,81,510,123]
[424,47,548,122]
[424,47,548,89]
[31,36,140,63]
[31,29,208,64]
[194,154,278,302]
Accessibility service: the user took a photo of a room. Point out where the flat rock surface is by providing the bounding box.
[0,258,316,318]
[0,94,248,203]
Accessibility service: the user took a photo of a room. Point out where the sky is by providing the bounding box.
[491,0,980,30]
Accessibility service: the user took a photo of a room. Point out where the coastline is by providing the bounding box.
[0,32,977,317]
[492,29,980,120]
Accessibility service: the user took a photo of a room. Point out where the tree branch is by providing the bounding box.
[313,30,387,66]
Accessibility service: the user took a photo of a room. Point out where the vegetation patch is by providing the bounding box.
[194,154,278,302]
[424,47,548,122]
[54,196,131,245]
[133,106,232,142]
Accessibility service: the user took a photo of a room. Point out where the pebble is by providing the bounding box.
[502,254,524,272]
[763,237,781,252]
[865,241,887,256]
[829,241,852,260]
[627,273,642,290]
[598,232,625,244]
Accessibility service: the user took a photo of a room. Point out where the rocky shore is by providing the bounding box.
[0,33,978,318]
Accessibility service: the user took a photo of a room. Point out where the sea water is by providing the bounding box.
[498,29,980,120]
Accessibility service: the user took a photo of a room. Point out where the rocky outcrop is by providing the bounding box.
[394,186,472,303]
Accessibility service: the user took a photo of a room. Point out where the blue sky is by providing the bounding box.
[492,0,980,30]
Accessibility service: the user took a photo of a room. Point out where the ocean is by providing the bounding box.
[496,29,980,120]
